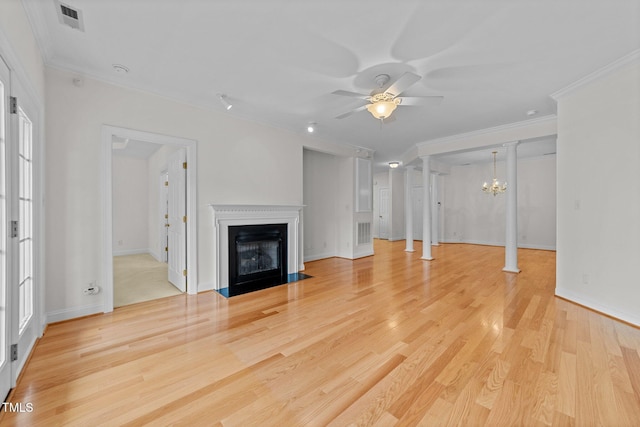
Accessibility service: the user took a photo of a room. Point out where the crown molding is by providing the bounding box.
[551,49,640,100]
[416,114,557,149]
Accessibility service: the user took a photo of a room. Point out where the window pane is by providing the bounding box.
[17,108,33,333]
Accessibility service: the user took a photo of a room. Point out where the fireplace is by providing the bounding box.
[210,204,310,297]
[228,223,288,289]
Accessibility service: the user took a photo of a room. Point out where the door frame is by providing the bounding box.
[101,125,198,313]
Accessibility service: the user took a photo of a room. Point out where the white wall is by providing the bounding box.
[336,156,354,259]
[45,67,307,318]
[555,59,640,326]
[0,0,45,101]
[112,155,149,254]
[303,149,338,262]
[442,154,556,250]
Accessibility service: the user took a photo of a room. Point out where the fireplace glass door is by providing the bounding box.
[228,223,288,288]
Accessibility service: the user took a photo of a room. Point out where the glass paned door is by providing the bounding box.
[17,108,33,333]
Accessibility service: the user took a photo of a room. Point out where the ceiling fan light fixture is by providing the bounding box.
[366,98,400,120]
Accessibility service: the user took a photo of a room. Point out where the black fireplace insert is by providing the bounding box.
[228,223,288,294]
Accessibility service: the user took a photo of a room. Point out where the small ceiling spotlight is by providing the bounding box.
[389,161,400,169]
[307,123,316,133]
[218,94,233,110]
[526,109,538,116]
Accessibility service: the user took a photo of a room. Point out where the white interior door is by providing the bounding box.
[167,149,186,291]
[412,186,423,240]
[0,55,12,400]
[379,188,389,239]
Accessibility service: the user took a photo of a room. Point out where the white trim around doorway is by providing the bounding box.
[101,125,198,313]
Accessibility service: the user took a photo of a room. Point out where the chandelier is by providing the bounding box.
[482,151,507,196]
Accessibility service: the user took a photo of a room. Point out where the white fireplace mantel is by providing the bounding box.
[210,204,304,289]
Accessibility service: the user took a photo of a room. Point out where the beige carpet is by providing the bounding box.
[113,253,183,307]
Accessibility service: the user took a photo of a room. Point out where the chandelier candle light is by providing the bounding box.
[482,151,507,196]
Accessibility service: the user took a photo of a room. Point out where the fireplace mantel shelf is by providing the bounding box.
[209,204,305,215]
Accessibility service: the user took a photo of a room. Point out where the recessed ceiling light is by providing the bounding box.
[389,161,400,168]
[307,123,316,133]
[112,64,129,74]
[526,109,538,116]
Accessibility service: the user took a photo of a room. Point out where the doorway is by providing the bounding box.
[378,187,390,239]
[101,126,198,313]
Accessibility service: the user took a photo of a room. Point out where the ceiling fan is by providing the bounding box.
[332,72,443,122]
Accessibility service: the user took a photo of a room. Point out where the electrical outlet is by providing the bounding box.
[83,285,100,295]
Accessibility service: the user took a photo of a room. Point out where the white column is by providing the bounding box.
[421,156,433,260]
[405,166,415,252]
[431,173,439,246]
[503,141,520,273]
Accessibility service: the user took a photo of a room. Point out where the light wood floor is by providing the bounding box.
[3,240,640,426]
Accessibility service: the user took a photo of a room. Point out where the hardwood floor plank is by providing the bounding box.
[557,351,577,418]
[2,241,640,426]
[476,357,511,410]
[621,346,640,401]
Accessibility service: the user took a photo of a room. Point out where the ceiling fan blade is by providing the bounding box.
[335,104,368,119]
[331,90,370,100]
[384,72,421,97]
[399,96,444,107]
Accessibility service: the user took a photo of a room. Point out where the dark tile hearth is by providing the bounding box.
[215,273,313,298]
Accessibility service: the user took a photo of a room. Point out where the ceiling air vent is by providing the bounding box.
[56,1,84,31]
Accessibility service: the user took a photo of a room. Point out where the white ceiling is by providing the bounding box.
[22,0,639,169]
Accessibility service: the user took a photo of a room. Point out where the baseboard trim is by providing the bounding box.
[555,287,640,327]
[353,250,374,259]
[46,304,103,324]
[113,248,149,257]
[198,281,215,292]
[304,252,335,263]
[440,239,556,251]
[148,249,162,262]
